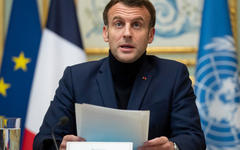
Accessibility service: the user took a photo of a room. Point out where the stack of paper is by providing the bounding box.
[75,103,150,149]
[67,142,132,150]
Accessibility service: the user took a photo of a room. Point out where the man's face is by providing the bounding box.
[103,2,155,63]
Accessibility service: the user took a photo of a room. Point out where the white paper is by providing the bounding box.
[67,142,133,150]
[75,103,150,150]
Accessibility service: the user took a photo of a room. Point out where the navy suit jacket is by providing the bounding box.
[33,55,206,150]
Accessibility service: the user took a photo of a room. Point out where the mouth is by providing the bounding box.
[119,44,135,49]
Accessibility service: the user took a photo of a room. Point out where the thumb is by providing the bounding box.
[143,136,169,146]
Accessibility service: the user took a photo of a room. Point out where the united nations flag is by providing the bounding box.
[195,0,240,149]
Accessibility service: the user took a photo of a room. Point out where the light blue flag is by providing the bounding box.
[195,0,240,149]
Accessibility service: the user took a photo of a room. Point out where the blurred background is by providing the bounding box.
[0,0,238,80]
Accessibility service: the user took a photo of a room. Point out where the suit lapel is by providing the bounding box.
[96,58,118,108]
[127,58,155,110]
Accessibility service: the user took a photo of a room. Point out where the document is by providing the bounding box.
[75,103,150,150]
[67,142,132,150]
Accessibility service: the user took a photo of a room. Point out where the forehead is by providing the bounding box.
[107,2,151,22]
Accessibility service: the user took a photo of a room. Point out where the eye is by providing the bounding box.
[134,22,139,27]
[133,22,142,28]
[115,21,123,28]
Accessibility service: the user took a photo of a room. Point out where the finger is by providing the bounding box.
[139,141,173,150]
[60,135,86,150]
[138,145,159,150]
[63,135,86,141]
[143,136,169,146]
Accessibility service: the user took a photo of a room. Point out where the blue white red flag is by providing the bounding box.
[22,0,86,149]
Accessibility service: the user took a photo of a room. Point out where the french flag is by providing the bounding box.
[22,0,86,149]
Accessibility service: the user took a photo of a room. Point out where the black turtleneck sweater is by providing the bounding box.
[109,51,146,109]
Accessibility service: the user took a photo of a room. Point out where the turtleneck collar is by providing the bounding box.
[109,50,146,82]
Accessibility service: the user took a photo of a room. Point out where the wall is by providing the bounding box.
[0,0,238,81]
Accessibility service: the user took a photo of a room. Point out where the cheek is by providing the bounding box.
[109,29,124,40]
[110,37,122,45]
[137,33,150,45]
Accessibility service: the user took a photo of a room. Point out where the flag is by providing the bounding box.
[22,0,86,149]
[0,0,41,146]
[195,0,240,149]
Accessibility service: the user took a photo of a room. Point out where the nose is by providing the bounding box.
[123,24,132,39]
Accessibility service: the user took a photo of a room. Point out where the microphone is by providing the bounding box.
[51,116,69,150]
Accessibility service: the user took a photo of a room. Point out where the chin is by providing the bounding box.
[115,52,138,63]
[118,57,137,63]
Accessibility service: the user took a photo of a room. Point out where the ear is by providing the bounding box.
[148,27,155,44]
[102,25,109,42]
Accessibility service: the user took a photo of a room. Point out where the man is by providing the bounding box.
[33,0,206,150]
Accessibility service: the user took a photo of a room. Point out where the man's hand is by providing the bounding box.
[60,135,86,150]
[138,136,174,150]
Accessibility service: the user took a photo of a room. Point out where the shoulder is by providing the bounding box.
[146,55,187,71]
[145,55,190,86]
[65,57,107,75]
[58,58,108,91]
[72,57,107,69]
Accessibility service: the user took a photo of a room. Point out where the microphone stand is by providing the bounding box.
[51,116,69,150]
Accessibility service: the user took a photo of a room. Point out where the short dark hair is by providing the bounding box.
[103,0,156,28]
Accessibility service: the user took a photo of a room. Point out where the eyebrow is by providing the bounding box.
[112,16,122,21]
[112,16,144,22]
[132,17,144,22]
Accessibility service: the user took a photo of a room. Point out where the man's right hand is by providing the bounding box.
[60,135,86,150]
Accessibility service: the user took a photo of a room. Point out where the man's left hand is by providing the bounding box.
[138,136,174,150]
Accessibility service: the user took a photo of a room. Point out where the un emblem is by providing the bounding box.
[195,35,240,150]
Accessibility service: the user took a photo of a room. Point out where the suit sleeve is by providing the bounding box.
[33,67,77,150]
[169,64,206,150]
